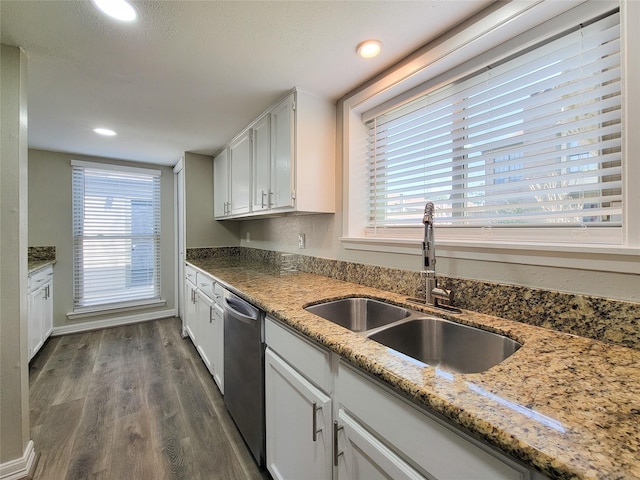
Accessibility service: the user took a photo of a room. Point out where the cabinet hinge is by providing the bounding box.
[291,100,296,111]
[291,189,296,200]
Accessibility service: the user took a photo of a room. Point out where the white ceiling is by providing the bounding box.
[1,0,493,166]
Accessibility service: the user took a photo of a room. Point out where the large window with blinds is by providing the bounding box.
[72,161,161,311]
[365,10,621,244]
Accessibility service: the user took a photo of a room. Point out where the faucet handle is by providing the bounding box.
[431,287,452,305]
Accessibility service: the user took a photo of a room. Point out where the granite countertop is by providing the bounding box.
[188,257,640,480]
[28,259,56,274]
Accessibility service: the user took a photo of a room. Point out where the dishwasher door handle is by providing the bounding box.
[224,296,258,324]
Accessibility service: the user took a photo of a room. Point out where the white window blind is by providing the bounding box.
[366,11,621,240]
[72,161,161,310]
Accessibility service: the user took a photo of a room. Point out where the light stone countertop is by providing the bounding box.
[188,257,640,480]
[28,259,56,274]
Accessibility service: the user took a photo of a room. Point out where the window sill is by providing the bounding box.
[68,298,166,320]
[340,237,640,275]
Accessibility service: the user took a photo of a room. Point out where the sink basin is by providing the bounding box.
[367,318,521,374]
[305,298,410,332]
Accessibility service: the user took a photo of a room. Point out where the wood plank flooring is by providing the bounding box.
[29,318,270,480]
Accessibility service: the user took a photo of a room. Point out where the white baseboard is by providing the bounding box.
[52,308,177,336]
[0,440,36,480]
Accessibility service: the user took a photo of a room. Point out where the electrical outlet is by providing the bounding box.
[298,233,305,249]
[246,231,250,243]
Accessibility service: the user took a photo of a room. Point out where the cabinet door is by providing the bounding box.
[335,409,425,480]
[28,288,43,361]
[42,280,53,339]
[253,114,271,212]
[270,93,295,210]
[265,348,332,480]
[212,303,224,393]
[213,148,230,218]
[185,280,199,343]
[196,291,214,373]
[229,130,252,215]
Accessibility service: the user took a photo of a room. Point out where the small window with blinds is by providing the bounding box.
[72,161,161,311]
[365,11,621,244]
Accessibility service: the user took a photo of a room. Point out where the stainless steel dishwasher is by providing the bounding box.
[223,292,265,467]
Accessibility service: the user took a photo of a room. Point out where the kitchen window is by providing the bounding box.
[341,0,639,268]
[365,10,621,244]
[71,160,161,312]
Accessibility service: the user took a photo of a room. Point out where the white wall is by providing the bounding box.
[28,149,177,328]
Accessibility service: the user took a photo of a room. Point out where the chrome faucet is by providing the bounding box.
[422,202,453,308]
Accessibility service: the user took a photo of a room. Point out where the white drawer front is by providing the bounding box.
[28,266,53,292]
[185,264,197,283]
[196,271,214,298]
[265,316,332,394]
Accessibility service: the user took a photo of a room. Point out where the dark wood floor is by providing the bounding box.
[29,317,270,480]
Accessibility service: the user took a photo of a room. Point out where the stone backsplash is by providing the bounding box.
[28,246,56,261]
[186,246,640,350]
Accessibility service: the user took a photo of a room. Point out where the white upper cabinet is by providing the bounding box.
[229,130,252,216]
[214,87,335,219]
[213,148,230,218]
[270,93,295,211]
[253,113,272,212]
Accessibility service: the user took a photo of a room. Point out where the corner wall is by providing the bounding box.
[0,44,33,472]
[184,151,239,248]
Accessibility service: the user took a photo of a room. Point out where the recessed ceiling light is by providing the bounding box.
[93,127,117,136]
[356,40,382,59]
[91,0,138,22]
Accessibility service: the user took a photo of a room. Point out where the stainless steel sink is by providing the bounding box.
[304,297,410,332]
[367,317,521,374]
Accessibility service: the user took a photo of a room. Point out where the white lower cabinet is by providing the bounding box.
[28,265,54,361]
[184,277,199,343]
[183,264,225,393]
[212,284,225,393]
[265,317,333,480]
[336,362,534,480]
[196,289,215,373]
[265,349,332,480]
[336,408,424,480]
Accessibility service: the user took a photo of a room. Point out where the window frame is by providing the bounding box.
[340,0,639,275]
[71,160,163,313]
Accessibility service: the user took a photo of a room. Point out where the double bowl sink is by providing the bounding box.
[305,297,521,374]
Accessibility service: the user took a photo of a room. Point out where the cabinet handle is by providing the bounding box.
[269,190,274,208]
[261,190,267,208]
[45,285,50,299]
[333,420,343,467]
[312,402,322,442]
[209,306,214,323]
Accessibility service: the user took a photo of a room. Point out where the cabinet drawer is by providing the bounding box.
[28,266,53,292]
[185,264,197,283]
[265,316,332,393]
[337,362,530,480]
[196,271,214,298]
